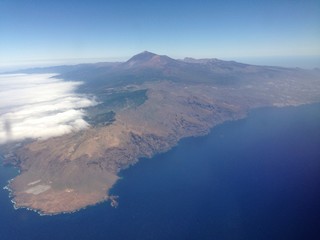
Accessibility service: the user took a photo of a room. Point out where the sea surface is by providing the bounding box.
[1,103,319,240]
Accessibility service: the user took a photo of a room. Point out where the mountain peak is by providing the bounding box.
[141,50,157,56]
[127,51,157,62]
[124,51,175,68]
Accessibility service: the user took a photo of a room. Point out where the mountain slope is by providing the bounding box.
[11,51,319,88]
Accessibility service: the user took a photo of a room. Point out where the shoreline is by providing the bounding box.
[2,102,320,215]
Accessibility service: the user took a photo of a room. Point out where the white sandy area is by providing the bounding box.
[25,184,51,195]
[27,179,41,186]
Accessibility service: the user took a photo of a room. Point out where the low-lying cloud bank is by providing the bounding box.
[0,73,97,144]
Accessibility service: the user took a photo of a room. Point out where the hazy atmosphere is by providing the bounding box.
[1,0,319,70]
[1,1,320,240]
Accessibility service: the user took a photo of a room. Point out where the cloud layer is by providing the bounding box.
[0,73,97,144]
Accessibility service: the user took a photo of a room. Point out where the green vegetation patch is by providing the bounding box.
[85,89,148,127]
[97,89,148,111]
[84,111,116,127]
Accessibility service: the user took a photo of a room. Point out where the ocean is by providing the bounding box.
[1,103,319,240]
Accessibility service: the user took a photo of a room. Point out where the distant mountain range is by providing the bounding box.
[12,51,319,90]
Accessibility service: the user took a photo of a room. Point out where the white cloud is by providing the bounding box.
[0,73,97,144]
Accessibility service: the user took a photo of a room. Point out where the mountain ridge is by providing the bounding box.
[122,51,181,69]
[4,51,319,94]
[6,51,311,78]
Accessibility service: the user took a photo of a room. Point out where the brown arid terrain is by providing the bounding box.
[1,52,320,214]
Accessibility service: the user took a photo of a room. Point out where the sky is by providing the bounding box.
[0,0,320,69]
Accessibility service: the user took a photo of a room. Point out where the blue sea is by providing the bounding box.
[1,103,319,240]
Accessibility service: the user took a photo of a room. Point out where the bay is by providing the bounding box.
[1,103,319,240]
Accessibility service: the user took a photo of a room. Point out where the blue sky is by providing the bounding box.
[0,0,319,69]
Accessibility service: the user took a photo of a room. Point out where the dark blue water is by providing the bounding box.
[1,103,320,240]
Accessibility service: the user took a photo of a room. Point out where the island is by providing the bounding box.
[1,51,320,214]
